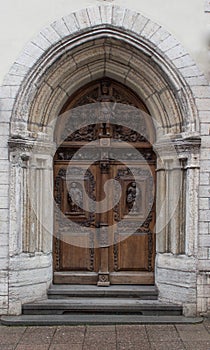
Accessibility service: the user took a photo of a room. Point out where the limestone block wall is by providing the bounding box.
[197,85,210,314]
[0,107,10,315]
[8,254,52,315]
[195,79,210,314]
[156,254,197,316]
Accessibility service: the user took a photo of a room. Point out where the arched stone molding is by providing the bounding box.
[0,5,209,316]
[9,22,200,137]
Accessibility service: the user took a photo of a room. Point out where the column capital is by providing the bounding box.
[154,133,201,169]
[8,137,56,161]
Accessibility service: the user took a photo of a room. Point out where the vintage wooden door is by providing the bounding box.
[53,79,156,285]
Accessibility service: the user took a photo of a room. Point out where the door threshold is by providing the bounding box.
[48,284,159,299]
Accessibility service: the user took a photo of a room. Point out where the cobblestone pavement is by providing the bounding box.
[0,320,210,350]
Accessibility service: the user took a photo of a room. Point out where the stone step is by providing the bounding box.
[22,298,182,316]
[1,315,203,326]
[48,284,159,300]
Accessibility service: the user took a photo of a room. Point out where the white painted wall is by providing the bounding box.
[0,0,209,85]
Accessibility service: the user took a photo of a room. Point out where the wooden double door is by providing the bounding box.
[54,146,156,285]
[53,78,156,285]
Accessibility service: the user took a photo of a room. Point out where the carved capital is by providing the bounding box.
[154,133,201,169]
[174,135,201,154]
[174,135,201,169]
[9,139,33,166]
[9,137,56,157]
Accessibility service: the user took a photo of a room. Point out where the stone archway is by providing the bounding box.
[1,5,208,316]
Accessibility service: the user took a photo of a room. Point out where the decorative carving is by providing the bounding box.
[113,179,121,222]
[68,182,83,212]
[76,80,116,106]
[126,182,141,214]
[89,247,94,272]
[56,150,76,161]
[116,167,151,178]
[55,237,60,271]
[72,79,145,110]
[113,167,153,222]
[113,124,147,142]
[113,247,118,271]
[109,149,155,161]
[97,273,110,286]
[98,274,109,283]
[53,78,156,276]
[154,136,201,165]
[54,167,96,227]
[9,137,55,157]
[67,167,84,176]
[100,160,110,174]
[148,230,153,272]
[85,169,96,215]
[55,78,152,146]
[66,124,97,142]
[113,233,119,271]
[54,168,66,208]
[57,148,100,162]
[98,224,109,247]
[142,211,153,230]
[140,150,155,161]
[116,211,153,234]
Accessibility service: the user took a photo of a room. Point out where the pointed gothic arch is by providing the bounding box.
[0,5,208,316]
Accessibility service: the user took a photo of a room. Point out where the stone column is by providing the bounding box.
[27,153,54,254]
[155,134,201,316]
[9,138,54,255]
[9,141,32,255]
[155,135,201,256]
[175,139,201,257]
[155,142,182,254]
[156,158,167,253]
[8,137,55,314]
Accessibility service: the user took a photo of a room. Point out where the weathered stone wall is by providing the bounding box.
[0,0,209,83]
[8,254,52,315]
[0,4,209,316]
[0,95,10,315]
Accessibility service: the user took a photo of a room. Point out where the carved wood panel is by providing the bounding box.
[53,78,156,285]
[111,163,155,275]
[55,78,155,146]
[54,159,156,283]
[54,164,98,274]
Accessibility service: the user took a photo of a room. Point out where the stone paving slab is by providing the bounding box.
[0,319,210,349]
